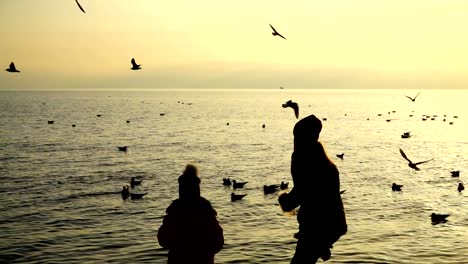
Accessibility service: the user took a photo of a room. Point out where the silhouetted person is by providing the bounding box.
[158,164,224,264]
[278,115,347,264]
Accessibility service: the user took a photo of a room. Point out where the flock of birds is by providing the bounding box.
[222,177,290,202]
[121,177,147,200]
[4,1,288,76]
[281,93,462,225]
[6,0,460,226]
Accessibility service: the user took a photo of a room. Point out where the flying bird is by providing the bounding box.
[405,92,420,102]
[269,24,287,40]
[282,100,299,119]
[75,0,86,13]
[399,148,433,171]
[131,58,141,70]
[458,183,464,192]
[336,153,344,160]
[6,62,20,73]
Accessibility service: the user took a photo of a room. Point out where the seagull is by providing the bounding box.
[48,121,55,124]
[340,190,346,194]
[280,181,289,190]
[392,183,403,191]
[130,177,142,188]
[431,213,449,224]
[399,148,433,171]
[6,62,20,73]
[458,183,464,192]
[232,180,248,189]
[282,100,299,119]
[231,193,247,202]
[405,92,420,102]
[131,58,141,70]
[269,24,287,40]
[121,185,130,200]
[451,171,460,177]
[117,146,128,152]
[75,0,86,13]
[264,184,279,194]
[130,192,148,200]
[336,153,344,160]
[223,177,232,186]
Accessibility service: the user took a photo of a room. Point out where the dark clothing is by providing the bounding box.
[279,145,347,263]
[157,197,224,264]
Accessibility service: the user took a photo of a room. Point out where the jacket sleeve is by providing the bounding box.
[207,212,224,254]
[157,212,176,249]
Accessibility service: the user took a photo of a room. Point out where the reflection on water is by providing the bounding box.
[0,89,467,263]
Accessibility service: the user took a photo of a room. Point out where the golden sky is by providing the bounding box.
[1,0,468,89]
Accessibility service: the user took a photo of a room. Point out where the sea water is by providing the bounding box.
[1,89,467,263]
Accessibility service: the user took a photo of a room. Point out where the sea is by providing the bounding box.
[1,88,467,264]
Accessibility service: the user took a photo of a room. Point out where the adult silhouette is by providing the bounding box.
[279,115,347,263]
[158,164,224,264]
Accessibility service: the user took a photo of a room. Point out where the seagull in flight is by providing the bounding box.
[282,100,299,119]
[75,0,86,13]
[405,92,420,102]
[6,62,20,73]
[399,148,433,171]
[269,24,287,40]
[131,58,141,70]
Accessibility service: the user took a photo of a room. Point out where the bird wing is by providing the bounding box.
[269,24,278,33]
[399,148,412,163]
[131,58,137,67]
[404,95,414,101]
[292,103,299,119]
[414,158,433,166]
[277,33,287,40]
[414,92,421,100]
[75,0,86,13]
[9,62,16,71]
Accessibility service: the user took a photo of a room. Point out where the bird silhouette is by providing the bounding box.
[121,185,130,200]
[117,146,128,152]
[263,184,279,195]
[458,183,464,192]
[392,183,403,191]
[399,148,433,171]
[232,180,248,189]
[405,92,420,102]
[222,177,232,186]
[130,192,148,200]
[431,213,449,224]
[282,100,299,119]
[231,193,247,202]
[340,190,346,194]
[130,177,142,188]
[131,58,141,70]
[75,0,86,13]
[6,62,20,73]
[451,171,460,177]
[280,181,289,190]
[336,153,344,160]
[269,24,287,40]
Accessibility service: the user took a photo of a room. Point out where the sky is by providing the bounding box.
[1,0,468,89]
